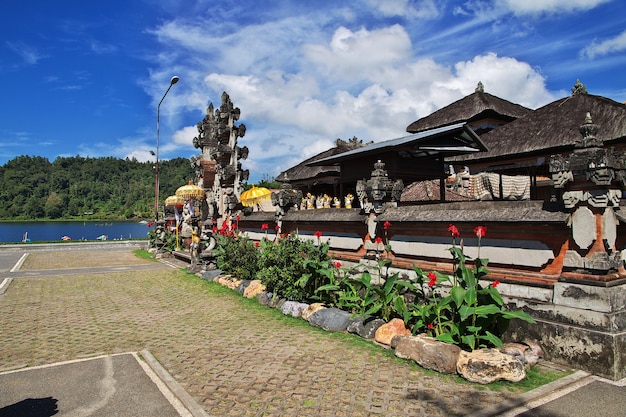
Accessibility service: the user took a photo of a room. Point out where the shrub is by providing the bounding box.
[214,223,259,281]
[256,232,329,301]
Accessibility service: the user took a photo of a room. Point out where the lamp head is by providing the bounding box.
[170,76,180,85]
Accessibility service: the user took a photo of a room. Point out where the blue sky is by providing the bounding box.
[1,0,625,183]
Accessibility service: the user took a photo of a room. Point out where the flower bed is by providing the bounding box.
[206,220,540,383]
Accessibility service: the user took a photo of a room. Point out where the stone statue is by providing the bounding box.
[180,203,193,238]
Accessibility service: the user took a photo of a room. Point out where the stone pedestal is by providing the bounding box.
[505,279,626,380]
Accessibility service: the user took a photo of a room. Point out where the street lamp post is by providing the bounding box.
[155,75,180,221]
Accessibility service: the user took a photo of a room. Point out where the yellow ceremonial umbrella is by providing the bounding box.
[240,184,272,207]
[175,181,205,199]
[165,195,185,250]
[164,195,185,207]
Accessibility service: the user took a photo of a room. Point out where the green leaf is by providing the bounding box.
[314,284,340,293]
[464,287,477,305]
[357,272,373,288]
[501,310,536,323]
[383,273,398,295]
[436,333,456,344]
[462,266,476,289]
[412,265,424,276]
[473,304,502,317]
[394,280,418,292]
[482,286,503,306]
[450,286,466,307]
[461,334,476,350]
[364,305,381,316]
[479,331,504,348]
[449,246,466,264]
[459,305,474,321]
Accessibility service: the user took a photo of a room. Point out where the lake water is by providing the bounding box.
[0,221,154,243]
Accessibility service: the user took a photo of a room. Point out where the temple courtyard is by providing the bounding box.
[0,243,624,417]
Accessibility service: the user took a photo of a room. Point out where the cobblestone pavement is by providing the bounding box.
[0,248,520,416]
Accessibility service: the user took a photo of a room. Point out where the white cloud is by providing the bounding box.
[172,125,198,146]
[196,50,554,180]
[366,0,440,19]
[504,0,611,15]
[452,53,554,108]
[580,30,626,59]
[125,149,156,163]
[90,41,118,54]
[146,7,561,181]
[6,41,46,65]
[304,25,412,80]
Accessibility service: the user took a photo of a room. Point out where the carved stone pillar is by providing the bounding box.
[550,113,626,274]
[356,160,404,257]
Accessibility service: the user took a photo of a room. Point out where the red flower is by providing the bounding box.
[261,223,269,230]
[427,271,437,287]
[383,221,392,230]
[236,215,241,222]
[375,237,383,244]
[147,221,154,228]
[474,226,487,238]
[333,261,342,268]
[314,231,323,239]
[254,241,260,247]
[427,323,434,330]
[275,225,281,231]
[447,224,460,238]
[492,280,500,288]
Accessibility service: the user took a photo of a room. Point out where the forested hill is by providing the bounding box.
[0,155,196,220]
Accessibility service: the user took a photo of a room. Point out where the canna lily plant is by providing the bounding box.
[408,224,535,350]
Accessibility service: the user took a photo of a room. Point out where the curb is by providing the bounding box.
[140,350,212,417]
[465,369,592,417]
[0,277,13,295]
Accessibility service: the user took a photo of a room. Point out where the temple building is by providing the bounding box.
[250,81,626,380]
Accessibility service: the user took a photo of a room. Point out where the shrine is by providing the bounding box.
[163,81,626,380]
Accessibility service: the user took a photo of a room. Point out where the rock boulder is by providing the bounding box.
[457,348,526,384]
[308,308,352,332]
[394,335,461,374]
[374,318,411,346]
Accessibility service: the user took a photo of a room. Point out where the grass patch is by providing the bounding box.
[187,270,572,393]
[133,249,156,261]
[488,365,573,393]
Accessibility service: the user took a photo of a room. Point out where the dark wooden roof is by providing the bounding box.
[277,138,373,183]
[452,93,626,163]
[309,123,487,166]
[406,90,533,134]
[277,147,341,183]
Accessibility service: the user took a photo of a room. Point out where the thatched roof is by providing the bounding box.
[400,180,472,202]
[452,92,626,163]
[406,83,533,134]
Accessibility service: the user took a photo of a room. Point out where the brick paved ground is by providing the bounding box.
[0,249,519,416]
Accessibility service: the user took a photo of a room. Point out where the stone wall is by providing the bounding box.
[239,200,626,380]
